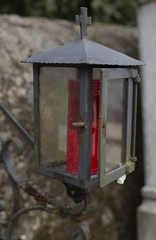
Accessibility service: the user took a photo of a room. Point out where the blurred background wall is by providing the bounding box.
[137,0,156,240]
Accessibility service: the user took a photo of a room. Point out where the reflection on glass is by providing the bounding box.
[91,80,100,174]
[106,78,126,172]
[66,79,80,174]
[39,67,78,172]
[92,68,101,174]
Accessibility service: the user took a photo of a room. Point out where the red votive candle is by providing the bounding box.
[66,79,100,175]
[91,80,100,174]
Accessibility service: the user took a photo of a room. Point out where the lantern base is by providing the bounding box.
[64,183,91,204]
[38,162,99,189]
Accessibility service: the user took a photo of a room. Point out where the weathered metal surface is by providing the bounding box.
[75,7,92,39]
[124,77,133,171]
[99,69,108,188]
[21,38,143,67]
[0,102,34,147]
[0,136,90,213]
[33,64,40,169]
[77,220,92,240]
[38,165,99,189]
[0,135,92,240]
[78,66,92,184]
[99,68,138,187]
[131,76,139,158]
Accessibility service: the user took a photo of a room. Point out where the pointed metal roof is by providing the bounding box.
[21,38,143,67]
[21,7,143,67]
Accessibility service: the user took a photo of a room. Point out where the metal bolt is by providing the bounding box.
[130,157,137,163]
[72,122,85,127]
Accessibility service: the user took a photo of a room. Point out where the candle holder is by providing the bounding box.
[21,7,143,191]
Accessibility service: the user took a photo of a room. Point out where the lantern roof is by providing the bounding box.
[21,7,143,67]
[22,38,143,67]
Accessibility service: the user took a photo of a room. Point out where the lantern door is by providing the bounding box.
[34,65,99,188]
[99,68,139,187]
[34,66,83,184]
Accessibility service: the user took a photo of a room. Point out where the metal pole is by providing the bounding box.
[0,102,34,147]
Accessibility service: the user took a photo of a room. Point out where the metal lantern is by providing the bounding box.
[22,7,143,189]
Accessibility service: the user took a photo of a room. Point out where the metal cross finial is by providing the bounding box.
[75,7,92,39]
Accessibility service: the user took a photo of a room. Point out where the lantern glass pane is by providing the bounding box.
[39,67,79,175]
[92,69,101,175]
[106,78,125,172]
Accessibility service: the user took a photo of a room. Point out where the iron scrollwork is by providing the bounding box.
[0,104,92,240]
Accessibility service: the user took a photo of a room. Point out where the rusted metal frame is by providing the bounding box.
[37,63,141,69]
[99,68,138,187]
[78,65,92,187]
[0,102,34,147]
[120,79,127,165]
[6,205,55,240]
[105,68,138,79]
[0,137,26,190]
[124,77,133,165]
[11,183,20,213]
[98,69,108,188]
[99,163,135,187]
[130,74,140,163]
[73,220,91,240]
[0,137,74,209]
[39,166,98,189]
[0,137,90,222]
[2,202,91,240]
[7,206,91,240]
[33,63,40,169]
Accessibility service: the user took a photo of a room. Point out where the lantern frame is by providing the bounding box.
[22,7,143,189]
[99,67,139,187]
[32,63,139,189]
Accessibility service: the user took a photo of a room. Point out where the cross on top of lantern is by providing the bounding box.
[22,7,143,189]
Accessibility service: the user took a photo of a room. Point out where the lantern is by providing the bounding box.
[22,7,143,189]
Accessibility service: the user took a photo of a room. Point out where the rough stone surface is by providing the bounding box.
[0,14,143,240]
[137,2,156,240]
[137,200,156,240]
[138,1,156,187]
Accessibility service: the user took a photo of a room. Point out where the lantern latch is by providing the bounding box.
[130,157,137,163]
[72,121,85,127]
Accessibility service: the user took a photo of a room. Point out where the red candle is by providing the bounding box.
[66,79,100,175]
[91,80,100,174]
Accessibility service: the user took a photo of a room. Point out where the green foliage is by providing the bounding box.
[0,0,137,26]
[92,0,137,26]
